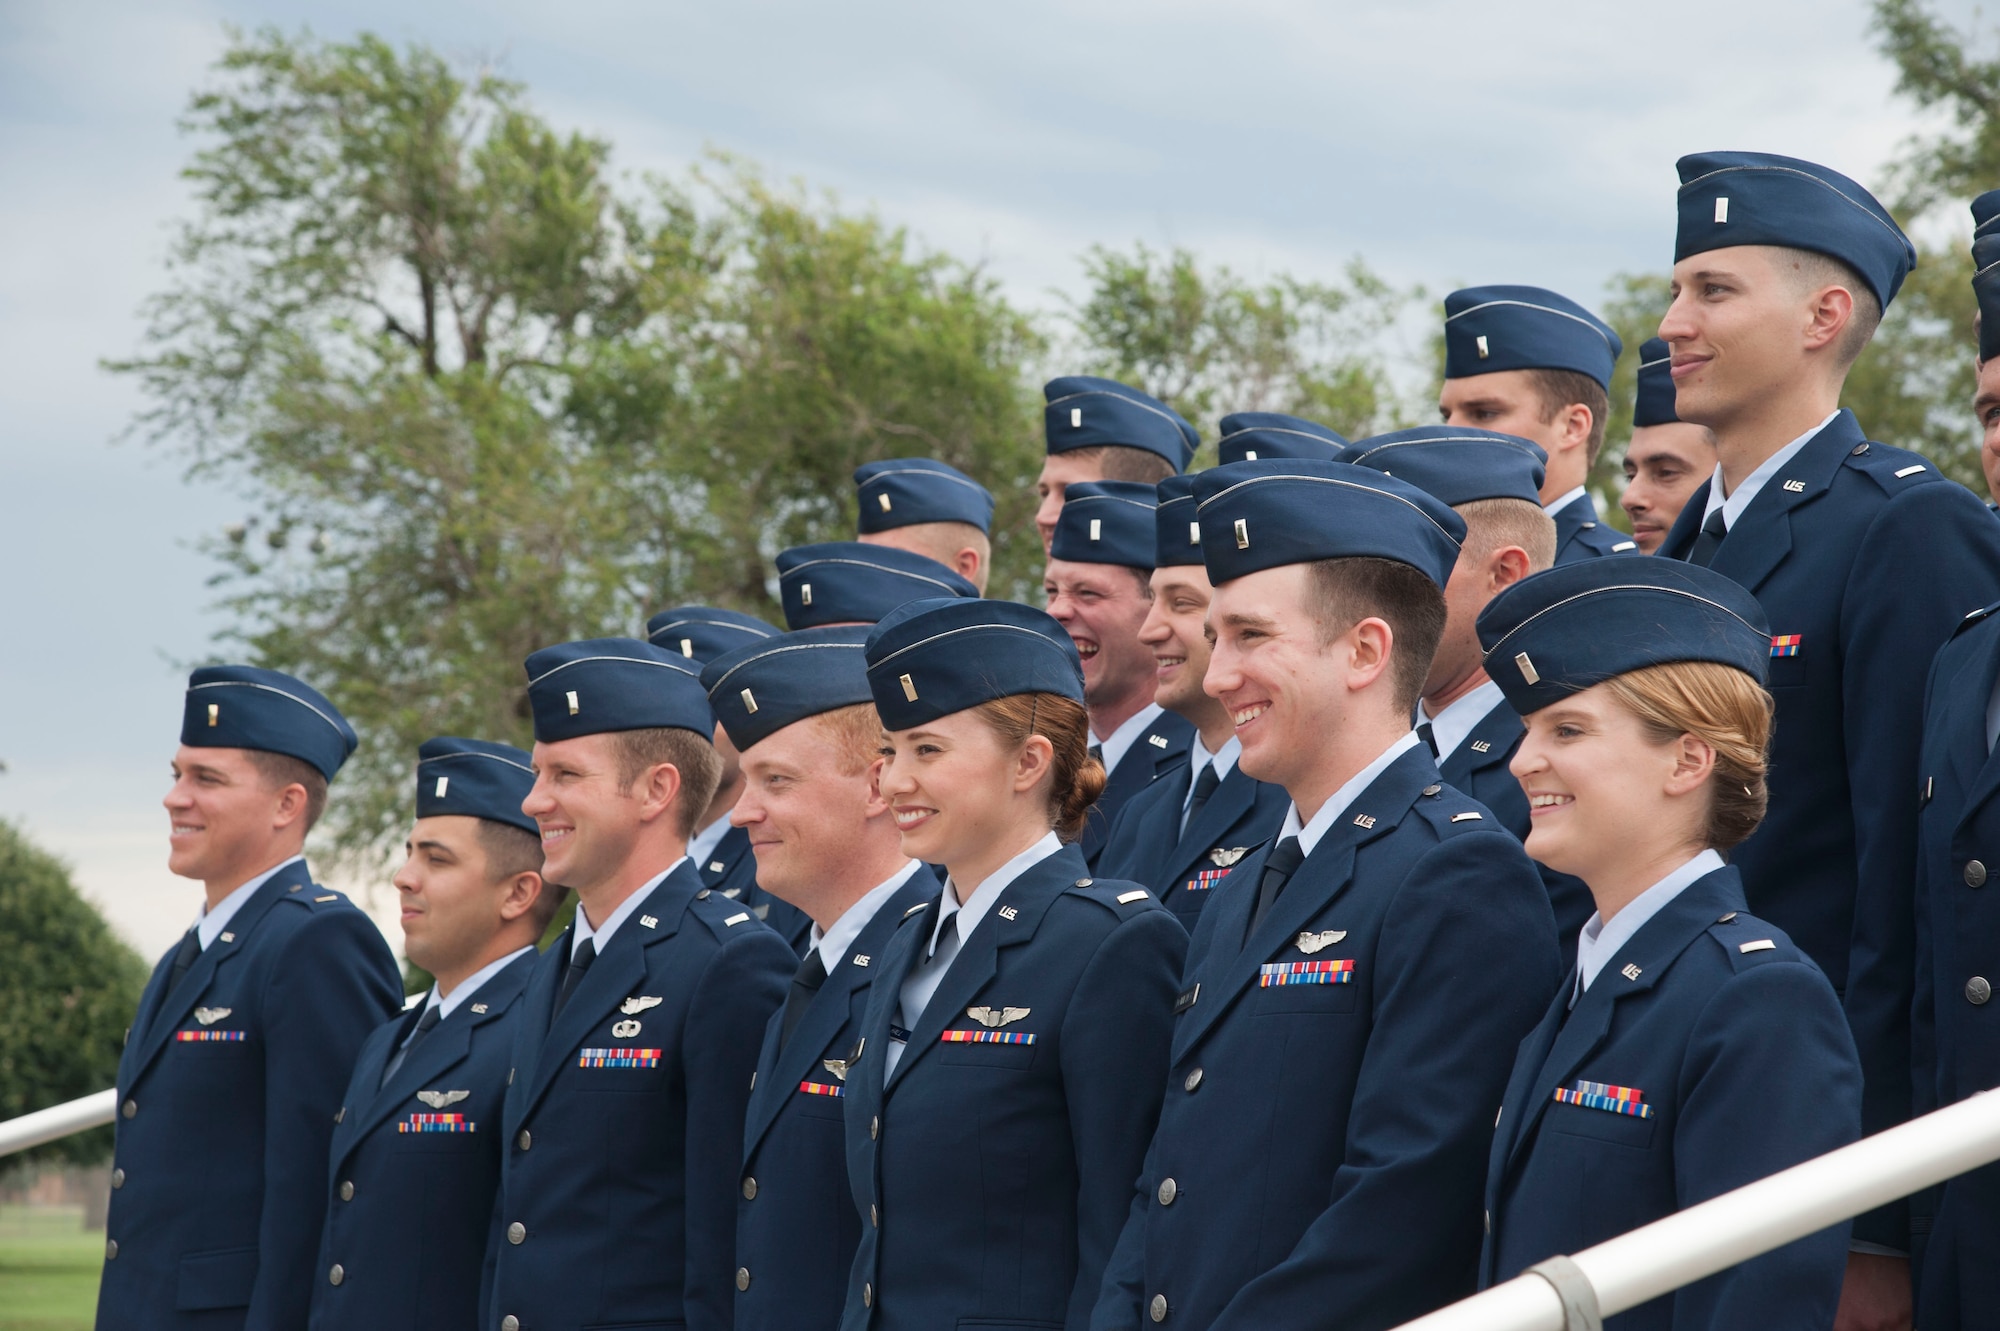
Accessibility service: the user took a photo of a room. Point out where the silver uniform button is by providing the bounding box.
[1150,1293,1168,1322]
[1183,1068,1203,1092]
[507,1222,526,1244]
[736,1267,751,1291]
[105,1239,118,1260]
[864,1283,874,1308]
[1969,976,1993,1006]
[517,1129,532,1151]
[329,1263,344,1286]
[1969,860,1989,888]
[339,1180,354,1201]
[1158,1177,1178,1206]
[871,1204,879,1227]
[111,1168,125,1189]
[870,1115,880,1140]
[502,1318,520,1331]
[121,1099,137,1119]
[742,1177,757,1200]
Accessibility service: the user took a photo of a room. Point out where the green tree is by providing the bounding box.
[0,823,148,1170]
[1066,243,1422,458]
[115,29,1043,861]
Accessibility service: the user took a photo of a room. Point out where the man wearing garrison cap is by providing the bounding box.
[488,640,793,1331]
[1439,284,1635,564]
[700,627,937,1331]
[99,667,401,1331]
[312,738,563,1331]
[774,541,979,631]
[1095,474,1289,923]
[1908,189,2000,1331]
[646,606,809,952]
[854,457,996,594]
[1620,338,1717,554]
[1215,411,1348,465]
[1044,480,1193,867]
[1653,150,2000,1326]
[1094,461,1559,1331]
[1036,376,1197,551]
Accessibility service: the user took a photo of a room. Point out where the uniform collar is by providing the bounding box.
[1572,847,1725,1001]
[1703,409,1841,531]
[1541,485,1588,518]
[686,812,734,869]
[1186,730,1242,785]
[1279,731,1421,856]
[1093,701,1166,776]
[811,859,922,974]
[574,858,686,954]
[930,831,1062,958]
[195,854,304,949]
[1420,678,1507,761]
[427,943,538,1020]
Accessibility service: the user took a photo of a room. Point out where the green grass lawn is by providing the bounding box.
[0,1205,100,1331]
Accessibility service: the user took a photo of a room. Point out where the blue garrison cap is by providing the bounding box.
[1048,480,1158,570]
[1975,190,2000,240]
[1192,460,1465,590]
[645,605,777,666]
[523,638,713,743]
[1342,426,1547,507]
[1443,285,1622,388]
[181,665,357,780]
[1675,151,1915,308]
[1476,558,1771,716]
[865,597,1084,732]
[1043,376,1198,471]
[1973,196,2000,363]
[854,458,995,535]
[775,541,979,630]
[702,626,874,753]
[1633,338,1679,428]
[414,737,538,835]
[1216,412,1349,465]
[1154,474,1204,568]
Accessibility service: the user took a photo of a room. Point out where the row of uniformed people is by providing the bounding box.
[99,144,2000,1331]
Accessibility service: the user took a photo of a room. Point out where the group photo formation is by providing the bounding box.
[25,4,2000,1331]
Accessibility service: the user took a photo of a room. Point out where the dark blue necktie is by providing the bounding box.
[379,1003,441,1089]
[1688,508,1728,567]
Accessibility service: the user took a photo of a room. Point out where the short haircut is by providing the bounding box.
[1303,557,1449,714]
[247,749,329,832]
[1525,368,1610,469]
[1777,248,1883,369]
[811,703,883,778]
[609,727,722,841]
[1456,497,1558,574]
[1057,444,1177,484]
[890,520,991,570]
[473,819,565,932]
[1603,660,1773,852]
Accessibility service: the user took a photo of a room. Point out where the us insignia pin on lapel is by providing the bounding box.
[621,995,664,1015]
[853,954,871,967]
[470,1003,488,1014]
[1296,930,1346,955]
[1621,963,1643,981]
[612,1019,642,1038]
[1469,740,1491,753]
[417,1089,470,1109]
[998,905,1019,921]
[194,1007,231,1026]
[640,915,658,929]
[1209,846,1248,867]
[219,932,235,943]
[966,1005,1030,1028]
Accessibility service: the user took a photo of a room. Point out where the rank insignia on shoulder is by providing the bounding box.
[723,912,751,926]
[1469,740,1492,753]
[1895,464,1926,478]
[1148,733,1169,748]
[1117,889,1149,904]
[1449,811,1483,823]
[1174,984,1200,1014]
[753,904,770,920]
[1612,541,1637,552]
[967,1005,1030,1028]
[620,995,664,1015]
[194,1007,231,1026]
[822,1057,850,1083]
[722,887,742,900]
[1554,1079,1652,1118]
[417,1089,470,1109]
[315,894,338,903]
[1739,939,1777,954]
[1209,846,1248,867]
[1295,929,1346,954]
[612,1019,642,1038]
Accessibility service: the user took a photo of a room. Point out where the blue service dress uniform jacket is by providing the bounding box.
[1551,491,1635,565]
[734,868,939,1331]
[1659,409,2000,1246]
[1092,747,1561,1331]
[1096,759,1289,930]
[701,823,813,955]
[1078,712,1194,869]
[99,860,401,1331]
[1483,867,1860,1330]
[1912,602,2000,1329]
[487,860,793,1331]
[309,949,537,1331]
[840,843,1188,1331]
[1435,702,1594,960]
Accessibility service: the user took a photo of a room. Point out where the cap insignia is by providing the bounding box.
[434,776,449,797]
[565,690,580,715]
[207,703,220,726]
[1244,449,1259,460]
[1188,520,1200,545]
[1514,652,1540,686]
[1070,408,1083,428]
[800,583,813,606]
[1475,335,1490,359]
[740,688,758,714]
[1234,518,1250,550]
[1714,196,1730,224]
[1089,518,1102,541]
[680,638,695,657]
[899,673,918,702]
[878,493,893,512]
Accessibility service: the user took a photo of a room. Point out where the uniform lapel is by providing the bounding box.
[1658,478,1713,561]
[1552,492,1596,557]
[1165,765,1260,887]
[128,861,309,1080]
[1437,702,1522,788]
[1708,411,1858,595]
[885,847,1076,1093]
[1504,870,1743,1173]
[1947,627,2000,828]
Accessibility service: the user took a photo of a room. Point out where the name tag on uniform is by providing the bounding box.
[399,1113,475,1133]
[1553,1079,1654,1118]
[577,1047,662,1069]
[1258,959,1354,987]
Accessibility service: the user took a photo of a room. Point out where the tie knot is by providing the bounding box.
[412,1003,442,1035]
[570,936,596,971]
[1703,507,1728,537]
[1191,764,1222,800]
[794,949,828,990]
[1266,835,1306,877]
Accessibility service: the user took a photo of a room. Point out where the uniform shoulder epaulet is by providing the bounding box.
[686,886,759,939]
[288,883,349,910]
[1842,439,1943,494]
[1412,786,1496,837]
[1065,876,1161,915]
[1705,910,1805,973]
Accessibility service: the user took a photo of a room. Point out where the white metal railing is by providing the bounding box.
[1395,1087,2000,1331]
[0,1089,116,1158]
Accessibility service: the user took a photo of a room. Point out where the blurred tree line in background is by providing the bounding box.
[108,5,2000,865]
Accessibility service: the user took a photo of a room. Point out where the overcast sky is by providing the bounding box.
[0,0,1968,958]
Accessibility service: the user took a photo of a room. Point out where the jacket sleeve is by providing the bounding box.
[249,908,400,1331]
[1840,482,2000,1248]
[1089,1132,1161,1331]
[1670,959,1862,1328]
[1209,833,1560,1331]
[680,927,792,1331]
[1060,907,1187,1331]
